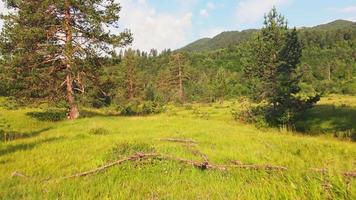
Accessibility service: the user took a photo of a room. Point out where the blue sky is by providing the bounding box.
[0,0,355,51]
[117,0,356,51]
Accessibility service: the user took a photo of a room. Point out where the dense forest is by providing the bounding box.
[53,19,355,107]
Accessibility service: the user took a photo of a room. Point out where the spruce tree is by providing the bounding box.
[0,0,132,119]
[244,8,319,128]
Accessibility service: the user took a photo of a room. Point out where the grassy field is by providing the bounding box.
[0,96,355,199]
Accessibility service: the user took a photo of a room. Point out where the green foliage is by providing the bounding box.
[243,8,320,128]
[26,109,66,122]
[89,127,110,135]
[118,101,164,116]
[0,0,132,118]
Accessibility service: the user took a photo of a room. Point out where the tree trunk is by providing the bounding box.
[128,60,134,100]
[177,56,184,103]
[66,74,79,119]
[64,0,79,120]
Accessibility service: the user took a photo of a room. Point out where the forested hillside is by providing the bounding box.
[179,20,355,52]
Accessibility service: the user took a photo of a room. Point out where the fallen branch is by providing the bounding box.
[160,138,197,144]
[62,153,158,179]
[184,144,209,162]
[344,171,356,178]
[12,153,355,181]
[63,153,288,180]
[310,168,329,174]
[11,171,29,179]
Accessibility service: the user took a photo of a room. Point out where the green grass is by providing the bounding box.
[0,96,355,199]
[296,95,356,139]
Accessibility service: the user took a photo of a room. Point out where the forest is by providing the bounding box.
[0,0,355,199]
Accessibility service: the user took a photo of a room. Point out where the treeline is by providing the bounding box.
[80,23,356,108]
[0,1,354,124]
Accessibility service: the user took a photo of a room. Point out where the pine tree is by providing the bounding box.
[212,67,228,102]
[244,8,319,128]
[0,0,132,119]
[169,53,189,103]
[122,49,139,101]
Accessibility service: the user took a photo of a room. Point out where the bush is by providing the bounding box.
[192,108,210,120]
[26,109,66,121]
[0,98,19,110]
[231,98,268,128]
[89,127,110,135]
[119,101,164,116]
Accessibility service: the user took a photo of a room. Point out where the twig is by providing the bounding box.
[160,138,197,144]
[11,171,29,179]
[184,144,209,162]
[343,171,356,178]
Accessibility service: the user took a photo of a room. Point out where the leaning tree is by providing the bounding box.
[0,0,132,119]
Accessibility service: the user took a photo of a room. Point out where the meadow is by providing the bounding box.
[0,95,355,199]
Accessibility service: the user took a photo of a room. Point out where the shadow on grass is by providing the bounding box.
[26,109,118,122]
[295,105,356,140]
[26,110,67,122]
[80,110,119,118]
[0,127,52,142]
[0,136,65,157]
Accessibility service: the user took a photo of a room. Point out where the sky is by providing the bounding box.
[0,0,355,51]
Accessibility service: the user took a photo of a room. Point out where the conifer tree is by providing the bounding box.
[122,49,139,101]
[169,53,189,103]
[0,0,132,119]
[244,7,319,128]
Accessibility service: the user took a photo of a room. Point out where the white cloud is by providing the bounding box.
[339,6,356,13]
[207,2,216,10]
[200,9,209,17]
[199,2,218,18]
[236,0,292,24]
[118,0,193,51]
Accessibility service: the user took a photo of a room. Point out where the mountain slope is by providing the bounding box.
[311,19,355,31]
[179,29,257,52]
[179,20,355,52]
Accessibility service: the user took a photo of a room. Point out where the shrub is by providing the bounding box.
[192,108,210,120]
[89,127,110,135]
[118,101,164,116]
[231,98,268,128]
[26,109,66,122]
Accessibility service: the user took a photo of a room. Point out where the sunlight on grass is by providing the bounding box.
[0,96,355,199]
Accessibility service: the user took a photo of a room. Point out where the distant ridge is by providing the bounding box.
[179,20,355,52]
[310,19,355,31]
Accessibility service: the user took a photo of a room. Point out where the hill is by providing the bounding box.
[179,20,355,52]
[180,29,257,52]
[311,19,355,31]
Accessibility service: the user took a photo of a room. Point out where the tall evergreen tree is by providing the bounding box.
[0,0,132,119]
[244,8,319,128]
